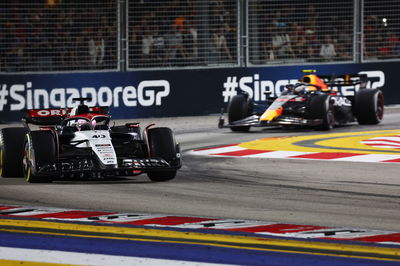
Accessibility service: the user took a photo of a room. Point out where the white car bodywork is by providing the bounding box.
[73,130,117,166]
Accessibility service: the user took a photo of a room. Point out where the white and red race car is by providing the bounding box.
[0,98,181,183]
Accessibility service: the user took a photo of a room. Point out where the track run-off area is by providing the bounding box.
[1,108,400,265]
[0,206,400,265]
[191,129,400,163]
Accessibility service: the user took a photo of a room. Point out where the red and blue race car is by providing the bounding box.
[219,71,384,131]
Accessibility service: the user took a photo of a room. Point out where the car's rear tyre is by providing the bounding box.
[147,127,179,182]
[23,131,56,183]
[310,94,335,130]
[0,127,28,177]
[354,89,384,125]
[227,94,252,132]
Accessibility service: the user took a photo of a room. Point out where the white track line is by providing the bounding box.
[332,154,400,162]
[243,150,314,158]
[191,145,245,155]
[0,247,228,266]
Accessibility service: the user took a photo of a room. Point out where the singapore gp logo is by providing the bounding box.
[222,70,386,103]
[0,80,170,110]
[358,70,385,89]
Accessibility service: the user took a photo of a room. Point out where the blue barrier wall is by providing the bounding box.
[0,62,398,122]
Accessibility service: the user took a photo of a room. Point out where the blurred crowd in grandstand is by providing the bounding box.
[258,3,399,63]
[0,1,117,72]
[0,0,237,71]
[364,14,400,60]
[128,0,236,68]
[0,0,399,72]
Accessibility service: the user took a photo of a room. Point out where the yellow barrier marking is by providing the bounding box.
[0,219,399,261]
[0,259,78,266]
[239,130,400,154]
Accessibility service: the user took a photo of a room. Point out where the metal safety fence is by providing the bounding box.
[362,0,400,61]
[127,0,238,69]
[0,0,118,72]
[0,0,399,73]
[248,0,355,65]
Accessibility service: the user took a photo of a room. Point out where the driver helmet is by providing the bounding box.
[300,74,328,91]
[77,119,91,130]
[91,119,97,128]
[294,83,308,94]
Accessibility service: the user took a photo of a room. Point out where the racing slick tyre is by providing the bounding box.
[354,89,384,125]
[23,131,56,183]
[227,94,253,132]
[0,127,28,177]
[310,94,335,131]
[147,127,179,182]
[111,124,142,138]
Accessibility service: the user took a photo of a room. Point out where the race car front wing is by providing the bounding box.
[219,114,323,128]
[34,157,181,176]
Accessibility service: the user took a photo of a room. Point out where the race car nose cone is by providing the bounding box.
[260,107,283,121]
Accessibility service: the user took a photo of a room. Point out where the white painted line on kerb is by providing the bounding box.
[0,247,230,266]
[332,154,400,162]
[244,150,314,158]
[191,145,246,155]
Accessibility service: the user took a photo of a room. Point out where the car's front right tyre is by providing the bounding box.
[0,127,28,178]
[227,94,252,132]
[310,94,335,131]
[23,131,56,183]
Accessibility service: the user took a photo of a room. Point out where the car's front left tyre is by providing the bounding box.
[146,127,179,182]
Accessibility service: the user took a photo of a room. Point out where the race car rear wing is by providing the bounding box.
[22,106,110,125]
[22,108,68,125]
[318,74,368,88]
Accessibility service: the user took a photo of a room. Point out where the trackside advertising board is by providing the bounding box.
[0,62,399,122]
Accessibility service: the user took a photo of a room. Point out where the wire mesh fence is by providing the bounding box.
[127,0,238,69]
[248,0,355,65]
[0,0,118,72]
[1,1,400,73]
[363,0,400,61]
